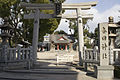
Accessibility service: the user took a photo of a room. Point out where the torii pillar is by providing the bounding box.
[32,9,40,60]
[77,8,84,65]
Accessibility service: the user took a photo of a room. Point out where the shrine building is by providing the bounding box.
[50,34,73,51]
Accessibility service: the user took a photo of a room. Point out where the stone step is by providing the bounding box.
[33,62,73,68]
[5,68,78,74]
[0,71,79,80]
[32,66,72,69]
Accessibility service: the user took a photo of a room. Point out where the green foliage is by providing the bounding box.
[68,18,91,39]
[89,32,94,39]
[84,29,91,37]
[47,0,65,3]
[84,29,92,48]
[68,18,93,48]
[26,0,66,42]
[0,0,17,18]
[0,0,66,46]
[30,0,65,3]
[39,18,59,41]
[30,0,49,3]
[114,66,120,78]
[54,30,67,35]
[83,18,89,25]
[93,27,98,46]
[94,27,98,39]
[115,29,120,47]
[84,40,91,48]
[0,0,24,46]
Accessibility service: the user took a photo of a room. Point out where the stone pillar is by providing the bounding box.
[118,52,120,62]
[50,43,55,51]
[94,23,114,79]
[32,9,40,61]
[70,43,73,51]
[109,38,114,64]
[57,44,59,50]
[65,44,67,50]
[77,8,84,66]
[0,45,8,70]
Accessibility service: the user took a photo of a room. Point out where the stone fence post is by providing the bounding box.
[29,46,34,69]
[0,45,8,70]
[2,45,8,62]
[93,46,99,62]
[16,46,21,60]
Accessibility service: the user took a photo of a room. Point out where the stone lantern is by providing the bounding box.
[108,16,120,64]
[0,17,13,47]
[108,16,118,47]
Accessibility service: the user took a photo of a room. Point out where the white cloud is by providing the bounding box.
[55,19,69,32]
[87,4,120,32]
[55,10,76,33]
[57,4,120,33]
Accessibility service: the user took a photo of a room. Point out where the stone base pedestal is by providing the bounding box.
[94,65,114,79]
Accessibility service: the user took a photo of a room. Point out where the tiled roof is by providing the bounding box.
[50,34,72,44]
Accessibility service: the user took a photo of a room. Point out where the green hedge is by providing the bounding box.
[114,66,120,78]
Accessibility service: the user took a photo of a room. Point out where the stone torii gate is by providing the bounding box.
[60,13,93,65]
[20,3,56,61]
[20,2,97,64]
[62,2,97,65]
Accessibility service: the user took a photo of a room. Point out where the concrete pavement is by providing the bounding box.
[0,51,119,80]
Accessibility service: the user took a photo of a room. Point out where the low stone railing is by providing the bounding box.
[0,45,33,70]
[109,48,120,65]
[83,46,99,71]
[83,46,99,64]
[83,46,120,65]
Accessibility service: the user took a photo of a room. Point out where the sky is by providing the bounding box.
[56,0,120,33]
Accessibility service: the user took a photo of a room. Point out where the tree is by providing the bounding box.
[68,18,93,48]
[30,0,66,41]
[54,30,67,35]
[89,32,94,39]
[93,27,99,46]
[115,22,120,47]
[0,0,66,46]
[0,0,17,18]
[84,29,91,37]
[23,0,66,42]
[0,0,24,46]
[68,18,90,38]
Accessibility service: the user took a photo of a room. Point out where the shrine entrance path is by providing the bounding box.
[0,51,119,80]
[0,70,119,80]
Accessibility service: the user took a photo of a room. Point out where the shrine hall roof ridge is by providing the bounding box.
[50,34,72,44]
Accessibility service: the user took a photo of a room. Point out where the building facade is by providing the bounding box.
[38,34,74,52]
[50,34,73,51]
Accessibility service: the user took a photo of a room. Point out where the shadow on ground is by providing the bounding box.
[0,59,79,80]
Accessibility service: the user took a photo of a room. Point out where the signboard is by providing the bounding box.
[57,54,74,64]
[99,23,109,66]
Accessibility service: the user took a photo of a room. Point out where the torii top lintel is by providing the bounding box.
[20,1,97,10]
[62,1,97,10]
